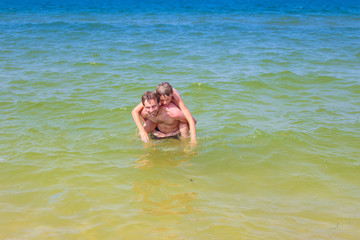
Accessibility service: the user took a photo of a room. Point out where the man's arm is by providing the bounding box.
[131,102,150,143]
[172,90,197,145]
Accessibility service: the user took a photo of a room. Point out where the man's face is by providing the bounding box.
[159,94,172,106]
[143,98,159,117]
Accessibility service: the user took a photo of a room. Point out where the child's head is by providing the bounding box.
[156,82,173,106]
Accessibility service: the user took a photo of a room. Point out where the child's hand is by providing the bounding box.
[153,130,167,138]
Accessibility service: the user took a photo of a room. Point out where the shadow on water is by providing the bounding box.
[134,138,197,169]
[131,139,200,216]
[132,180,200,216]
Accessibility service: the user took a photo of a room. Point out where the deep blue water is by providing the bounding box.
[1,0,360,14]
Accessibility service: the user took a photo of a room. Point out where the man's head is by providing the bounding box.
[156,82,173,106]
[141,91,160,117]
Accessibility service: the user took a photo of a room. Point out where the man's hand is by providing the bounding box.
[139,130,149,143]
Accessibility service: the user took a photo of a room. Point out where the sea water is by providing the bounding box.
[1,0,359,239]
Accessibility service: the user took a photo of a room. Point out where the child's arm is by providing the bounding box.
[172,89,197,145]
[131,102,150,143]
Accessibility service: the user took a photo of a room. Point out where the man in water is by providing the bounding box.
[140,91,189,139]
[132,82,196,145]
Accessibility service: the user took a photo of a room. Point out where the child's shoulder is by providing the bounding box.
[173,88,180,95]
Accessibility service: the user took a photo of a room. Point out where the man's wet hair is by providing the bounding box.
[156,82,173,96]
[141,91,160,105]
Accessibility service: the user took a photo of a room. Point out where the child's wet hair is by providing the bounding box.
[156,82,173,96]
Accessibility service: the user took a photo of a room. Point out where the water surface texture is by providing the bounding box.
[1,0,360,239]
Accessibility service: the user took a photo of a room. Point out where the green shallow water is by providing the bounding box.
[1,3,360,239]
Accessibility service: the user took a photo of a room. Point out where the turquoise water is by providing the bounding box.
[1,1,360,239]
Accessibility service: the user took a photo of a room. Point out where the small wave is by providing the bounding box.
[26,22,71,28]
[137,43,157,48]
[21,22,116,32]
[264,71,303,83]
[259,71,341,90]
[235,129,308,145]
[90,61,106,66]
[82,72,109,79]
[240,79,273,90]
[184,55,206,61]
[309,58,352,66]
[53,60,71,65]
[77,22,116,30]
[236,129,269,143]
[0,50,13,54]
[266,17,302,26]
[15,100,78,114]
[188,82,217,91]
[48,188,69,205]
[23,49,48,57]
[305,74,341,84]
[315,108,341,116]
[34,81,59,87]
[9,79,30,85]
[159,50,182,57]
[4,66,25,71]
[338,83,360,94]
[73,61,107,67]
